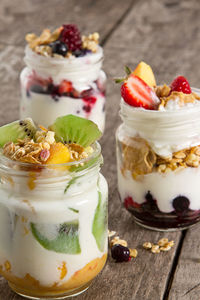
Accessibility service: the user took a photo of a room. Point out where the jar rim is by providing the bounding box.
[25,45,103,66]
[0,141,101,170]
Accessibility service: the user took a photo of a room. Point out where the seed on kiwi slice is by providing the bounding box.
[92,191,108,252]
[0,118,37,147]
[31,220,81,254]
[49,115,102,147]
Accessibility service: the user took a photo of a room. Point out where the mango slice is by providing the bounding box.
[46,143,71,164]
[133,61,156,87]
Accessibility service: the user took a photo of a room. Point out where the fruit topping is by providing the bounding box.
[121,74,160,109]
[50,114,102,147]
[60,24,82,52]
[92,192,107,252]
[172,196,190,214]
[170,76,192,94]
[45,143,71,164]
[132,61,156,87]
[58,80,73,95]
[111,244,130,262]
[31,221,81,254]
[0,119,36,147]
[50,40,68,56]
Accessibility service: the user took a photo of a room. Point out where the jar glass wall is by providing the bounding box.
[0,142,108,299]
[116,93,200,231]
[20,46,106,132]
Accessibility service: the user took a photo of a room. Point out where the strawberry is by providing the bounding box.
[58,80,73,95]
[121,74,160,110]
[170,76,192,94]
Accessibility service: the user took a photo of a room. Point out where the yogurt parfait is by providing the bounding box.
[0,115,108,298]
[20,25,106,132]
[116,61,200,231]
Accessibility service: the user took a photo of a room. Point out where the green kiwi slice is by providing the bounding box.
[92,191,108,252]
[0,118,37,147]
[49,115,102,147]
[31,221,81,254]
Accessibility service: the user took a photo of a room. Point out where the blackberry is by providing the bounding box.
[111,244,130,262]
[60,24,82,52]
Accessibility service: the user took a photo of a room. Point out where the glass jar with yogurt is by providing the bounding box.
[20,44,106,132]
[0,142,108,299]
[116,93,200,231]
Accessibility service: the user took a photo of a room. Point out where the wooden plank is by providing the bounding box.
[168,224,200,300]
[0,0,134,46]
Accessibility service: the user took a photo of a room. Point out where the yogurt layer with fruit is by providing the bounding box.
[116,61,200,229]
[0,115,108,297]
[20,24,106,131]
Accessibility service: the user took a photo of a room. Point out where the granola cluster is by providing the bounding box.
[26,26,99,58]
[2,129,91,165]
[143,238,174,254]
[155,84,200,110]
[121,135,200,178]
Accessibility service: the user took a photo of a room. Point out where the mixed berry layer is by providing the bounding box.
[123,193,200,229]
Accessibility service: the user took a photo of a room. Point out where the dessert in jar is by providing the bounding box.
[20,24,106,132]
[116,61,200,231]
[0,115,108,298]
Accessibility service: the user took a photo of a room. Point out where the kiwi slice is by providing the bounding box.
[0,118,37,147]
[31,220,81,254]
[92,191,108,252]
[49,115,102,147]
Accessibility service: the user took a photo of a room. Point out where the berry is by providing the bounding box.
[111,244,130,262]
[58,80,73,95]
[124,196,141,209]
[73,49,90,57]
[170,76,192,94]
[60,24,82,52]
[121,75,160,110]
[172,196,190,213]
[50,40,68,56]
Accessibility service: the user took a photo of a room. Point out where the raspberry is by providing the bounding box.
[170,76,192,94]
[60,24,82,52]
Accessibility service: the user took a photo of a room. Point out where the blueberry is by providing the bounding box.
[111,244,130,262]
[172,196,190,213]
[73,48,91,57]
[30,84,44,94]
[50,41,68,56]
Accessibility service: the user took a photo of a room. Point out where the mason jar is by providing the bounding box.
[116,93,200,231]
[20,46,106,132]
[0,142,108,299]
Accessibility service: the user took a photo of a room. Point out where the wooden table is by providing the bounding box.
[1,0,200,299]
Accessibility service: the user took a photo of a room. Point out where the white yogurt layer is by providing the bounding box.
[0,169,108,287]
[23,46,104,85]
[20,88,105,132]
[118,166,200,213]
[120,89,200,157]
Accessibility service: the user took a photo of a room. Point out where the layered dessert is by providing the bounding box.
[20,24,106,131]
[116,61,200,230]
[0,115,108,298]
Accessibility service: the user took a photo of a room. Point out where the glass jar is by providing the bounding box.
[20,46,106,132]
[0,142,108,299]
[116,92,200,231]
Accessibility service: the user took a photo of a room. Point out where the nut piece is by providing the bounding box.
[143,242,152,250]
[158,238,168,247]
[167,240,175,247]
[110,237,128,248]
[160,245,171,252]
[151,245,160,254]
[108,230,116,238]
[129,248,138,258]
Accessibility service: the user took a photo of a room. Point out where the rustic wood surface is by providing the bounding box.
[0,0,200,299]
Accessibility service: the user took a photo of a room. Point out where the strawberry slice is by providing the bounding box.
[58,80,73,95]
[121,75,160,110]
[170,76,192,94]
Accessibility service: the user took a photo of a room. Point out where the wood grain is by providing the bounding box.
[0,0,200,299]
